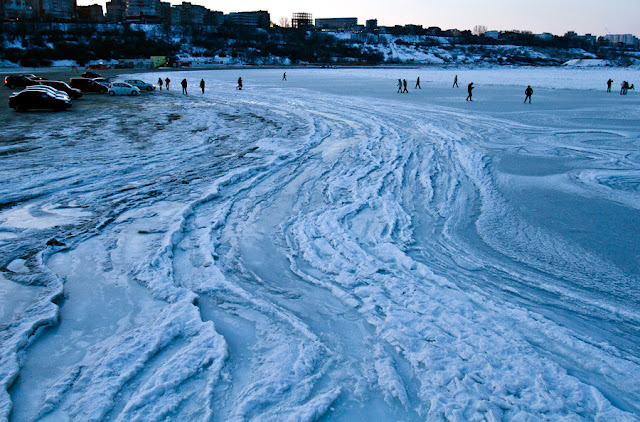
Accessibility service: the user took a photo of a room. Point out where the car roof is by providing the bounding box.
[18,89,56,96]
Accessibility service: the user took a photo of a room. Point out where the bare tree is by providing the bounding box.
[473,25,487,36]
[279,17,290,28]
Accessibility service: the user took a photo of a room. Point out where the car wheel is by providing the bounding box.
[131,90,138,96]
[146,86,153,91]
[15,104,25,112]
[109,90,115,96]
[100,88,107,94]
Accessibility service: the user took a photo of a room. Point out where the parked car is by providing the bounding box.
[22,85,71,101]
[82,71,101,79]
[26,75,48,81]
[86,64,109,70]
[9,90,72,112]
[108,82,140,96]
[124,79,155,91]
[70,78,107,94]
[39,80,83,99]
[4,75,39,89]
[92,77,111,87]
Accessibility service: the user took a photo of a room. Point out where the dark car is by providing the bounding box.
[9,90,72,112]
[92,77,111,87]
[4,75,39,89]
[26,75,48,81]
[39,80,83,99]
[82,71,101,79]
[69,77,107,94]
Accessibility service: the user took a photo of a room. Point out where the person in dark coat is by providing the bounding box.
[165,77,170,90]
[402,79,408,93]
[607,78,613,92]
[282,72,287,81]
[466,82,474,101]
[621,81,628,95]
[200,79,205,94]
[158,77,163,90]
[237,77,243,90]
[453,75,459,88]
[181,79,187,95]
[415,77,421,89]
[524,85,533,103]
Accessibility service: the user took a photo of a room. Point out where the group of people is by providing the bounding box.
[394,74,639,103]
[153,76,246,93]
[397,79,409,93]
[607,78,635,95]
[153,73,633,104]
[619,80,635,95]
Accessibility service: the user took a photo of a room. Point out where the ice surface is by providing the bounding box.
[1,67,639,421]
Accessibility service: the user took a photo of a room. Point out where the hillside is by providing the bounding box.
[1,22,639,67]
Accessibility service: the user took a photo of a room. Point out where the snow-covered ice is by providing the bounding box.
[1,67,639,421]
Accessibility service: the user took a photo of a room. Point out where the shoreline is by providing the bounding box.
[2,63,638,83]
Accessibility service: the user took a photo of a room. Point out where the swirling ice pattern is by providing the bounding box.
[1,72,639,421]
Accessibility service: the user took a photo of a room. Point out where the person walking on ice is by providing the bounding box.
[621,81,628,95]
[165,77,170,90]
[158,77,163,91]
[415,77,421,89]
[403,79,408,93]
[453,75,459,88]
[237,77,243,90]
[200,79,205,94]
[607,78,613,92]
[282,72,287,81]
[466,82,474,101]
[524,85,533,104]
[397,79,403,93]
[181,79,187,95]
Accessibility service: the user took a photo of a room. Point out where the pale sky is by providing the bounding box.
[82,0,639,37]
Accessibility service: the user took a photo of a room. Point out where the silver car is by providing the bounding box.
[124,79,155,91]
[21,85,71,101]
[108,82,141,96]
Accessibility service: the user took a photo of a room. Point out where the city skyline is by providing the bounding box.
[77,0,640,37]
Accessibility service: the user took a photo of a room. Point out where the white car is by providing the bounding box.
[124,79,155,91]
[108,82,140,96]
[21,85,70,101]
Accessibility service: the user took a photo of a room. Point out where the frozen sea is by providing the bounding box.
[1,67,639,421]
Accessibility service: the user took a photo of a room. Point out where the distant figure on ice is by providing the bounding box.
[607,78,613,92]
[403,79,408,93]
[621,81,629,95]
[415,77,421,89]
[200,79,205,93]
[524,85,533,103]
[282,72,287,81]
[181,79,187,95]
[453,75,459,88]
[165,77,171,90]
[237,77,243,90]
[158,77,163,91]
[466,82,474,101]
[397,79,403,93]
